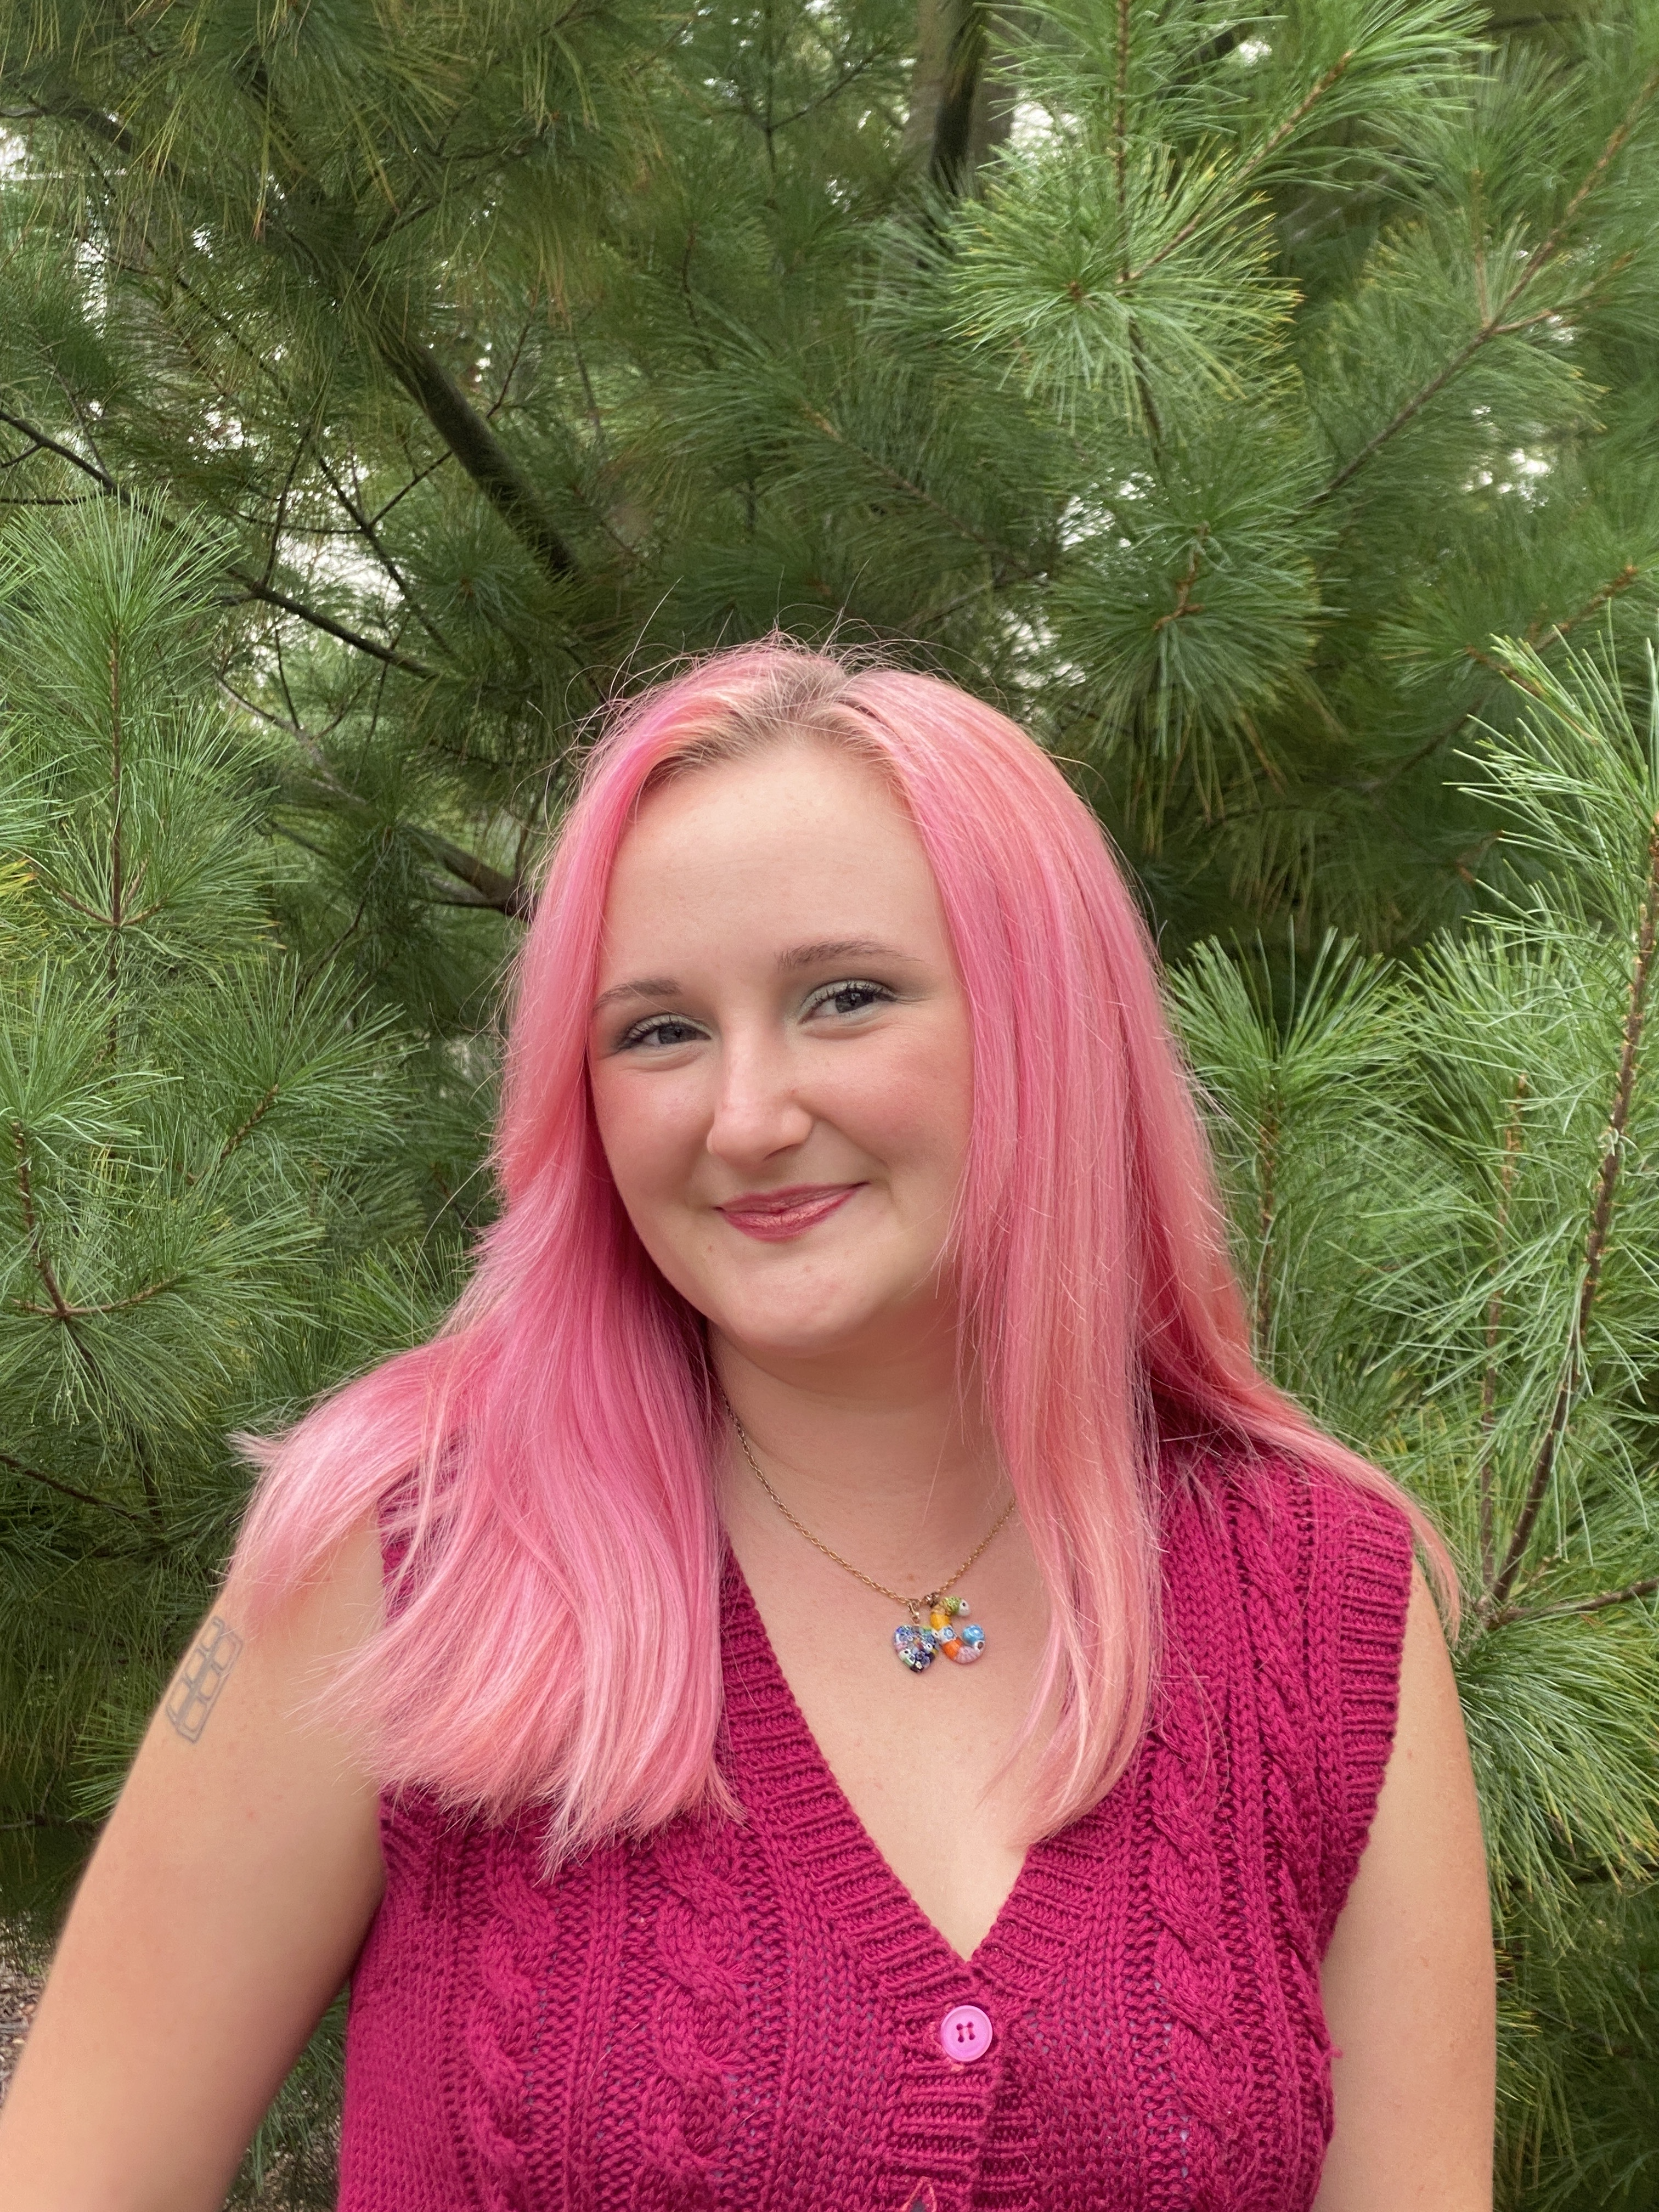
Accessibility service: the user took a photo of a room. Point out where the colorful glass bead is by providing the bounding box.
[960,1623,985,1650]
[894,1623,936,1672]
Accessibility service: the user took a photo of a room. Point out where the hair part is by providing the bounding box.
[234,636,1454,1859]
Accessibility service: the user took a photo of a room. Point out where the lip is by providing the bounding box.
[715,1183,863,1242]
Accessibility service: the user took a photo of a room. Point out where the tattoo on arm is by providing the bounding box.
[165,1616,244,1742]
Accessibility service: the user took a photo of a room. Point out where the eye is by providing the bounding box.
[616,1013,707,1051]
[802,978,895,1020]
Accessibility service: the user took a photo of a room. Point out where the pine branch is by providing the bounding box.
[1493,1575,1659,1627]
[1489,805,1659,1610]
[10,1277,181,1319]
[1362,561,1644,794]
[219,1084,282,1165]
[1126,52,1356,286]
[10,1120,72,1325]
[407,826,533,917]
[1113,0,1130,228]
[258,693,534,917]
[0,408,435,676]
[799,402,1030,566]
[106,636,123,1041]
[1313,67,1659,505]
[308,446,454,661]
[1479,1075,1527,1589]
[0,1446,147,1527]
[27,88,582,584]
[1254,1086,1279,1352]
[1153,524,1209,631]
[225,576,434,678]
[366,311,578,581]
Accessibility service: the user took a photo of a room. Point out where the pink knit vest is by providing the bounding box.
[338,1449,1412,2211]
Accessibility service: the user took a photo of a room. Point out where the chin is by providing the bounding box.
[709,1280,931,1368]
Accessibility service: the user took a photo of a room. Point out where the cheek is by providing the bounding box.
[589,1065,702,1213]
[838,1029,974,1188]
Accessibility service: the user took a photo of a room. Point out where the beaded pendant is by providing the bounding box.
[893,1595,987,1673]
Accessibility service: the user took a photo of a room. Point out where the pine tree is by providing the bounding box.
[1175,639,1659,2205]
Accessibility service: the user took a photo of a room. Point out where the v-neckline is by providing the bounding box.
[717,1548,1110,2016]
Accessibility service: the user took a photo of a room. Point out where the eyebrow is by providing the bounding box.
[590,938,913,1017]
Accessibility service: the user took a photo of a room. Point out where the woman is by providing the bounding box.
[0,642,1493,2210]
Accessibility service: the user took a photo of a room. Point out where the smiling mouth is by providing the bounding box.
[716,1184,863,1242]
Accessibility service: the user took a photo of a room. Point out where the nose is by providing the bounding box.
[705,1029,814,1168]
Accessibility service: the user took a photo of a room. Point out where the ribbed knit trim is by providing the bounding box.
[1318,1488,1415,1950]
[718,1556,1066,2209]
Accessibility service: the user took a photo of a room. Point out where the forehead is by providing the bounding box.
[599,739,945,955]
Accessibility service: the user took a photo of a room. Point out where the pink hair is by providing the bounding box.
[235,639,1451,1853]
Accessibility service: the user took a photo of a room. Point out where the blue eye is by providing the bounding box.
[804,979,894,1018]
[618,1014,705,1051]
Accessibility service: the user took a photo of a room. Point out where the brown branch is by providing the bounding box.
[358,312,579,582]
[1479,1075,1527,1592]
[11,1121,72,1322]
[0,1447,148,1527]
[0,406,435,677]
[1490,806,1659,1609]
[1536,561,1640,648]
[1493,1574,1659,1627]
[309,445,453,659]
[219,1083,281,1163]
[11,1274,181,1319]
[410,826,534,918]
[1152,524,1209,631]
[227,573,435,676]
[1363,561,1643,795]
[1254,1091,1279,1353]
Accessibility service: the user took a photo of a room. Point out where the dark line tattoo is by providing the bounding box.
[165,1616,244,1742]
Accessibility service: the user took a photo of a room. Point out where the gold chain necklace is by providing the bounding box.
[724,1404,1017,1674]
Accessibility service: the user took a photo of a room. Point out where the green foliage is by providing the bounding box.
[0,504,464,2202]
[0,0,1653,949]
[1176,644,1659,2207]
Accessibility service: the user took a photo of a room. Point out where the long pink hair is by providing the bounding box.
[236,639,1449,1853]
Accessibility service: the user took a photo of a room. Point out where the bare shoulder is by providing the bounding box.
[0,1510,390,2212]
[1313,1565,1495,2210]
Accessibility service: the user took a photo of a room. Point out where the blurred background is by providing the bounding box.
[1,0,1657,2199]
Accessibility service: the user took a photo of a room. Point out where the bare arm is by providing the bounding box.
[0,1520,387,2212]
[1314,1565,1496,2210]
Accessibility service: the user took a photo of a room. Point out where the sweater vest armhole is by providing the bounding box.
[1307,1473,1415,1953]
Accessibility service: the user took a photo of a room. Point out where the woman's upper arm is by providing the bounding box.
[0,1516,388,2212]
[1314,1562,1496,2211]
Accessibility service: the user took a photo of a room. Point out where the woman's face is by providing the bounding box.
[588,738,974,1375]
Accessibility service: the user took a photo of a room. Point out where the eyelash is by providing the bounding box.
[614,979,895,1051]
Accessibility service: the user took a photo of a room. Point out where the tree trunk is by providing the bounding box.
[905,0,1019,195]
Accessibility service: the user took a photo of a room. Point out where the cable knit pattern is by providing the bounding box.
[459,1822,557,2211]
[338,1448,1413,2211]
[1228,1470,1331,2156]
[1147,1613,1252,2207]
[633,1814,749,2210]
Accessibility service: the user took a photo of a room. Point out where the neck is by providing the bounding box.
[710,1321,1007,1587]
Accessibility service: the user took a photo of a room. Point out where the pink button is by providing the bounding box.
[939,2003,994,2062]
